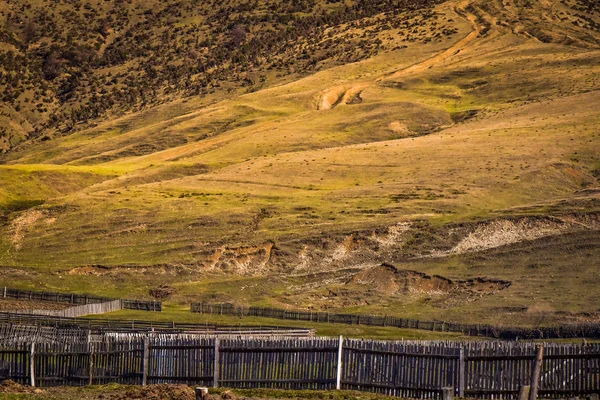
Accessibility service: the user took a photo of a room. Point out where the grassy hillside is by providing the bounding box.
[0,0,449,152]
[0,0,599,328]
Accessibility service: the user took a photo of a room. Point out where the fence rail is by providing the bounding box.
[1,287,161,311]
[191,303,600,340]
[0,313,315,336]
[0,335,597,399]
[4,300,123,318]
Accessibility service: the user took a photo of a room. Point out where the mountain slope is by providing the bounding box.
[0,0,599,326]
[0,0,449,152]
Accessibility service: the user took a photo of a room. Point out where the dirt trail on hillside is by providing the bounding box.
[317,0,486,111]
[316,0,600,110]
[315,0,574,111]
[497,0,599,47]
[384,0,485,80]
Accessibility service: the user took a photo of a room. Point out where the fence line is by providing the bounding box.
[4,300,123,318]
[1,287,161,311]
[0,325,316,346]
[0,324,91,344]
[191,303,600,340]
[0,334,597,398]
[0,313,315,336]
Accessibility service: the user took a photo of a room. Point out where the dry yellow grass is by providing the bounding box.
[0,0,598,327]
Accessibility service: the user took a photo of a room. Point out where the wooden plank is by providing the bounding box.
[220,347,337,353]
[89,343,94,386]
[466,355,536,361]
[29,342,35,387]
[142,337,149,386]
[336,335,343,390]
[213,338,219,388]
[34,350,141,356]
[219,378,336,384]
[342,381,443,392]
[518,385,531,400]
[149,345,214,350]
[465,389,520,395]
[544,353,600,360]
[1,332,600,395]
[344,347,459,359]
[147,375,214,381]
[529,346,544,400]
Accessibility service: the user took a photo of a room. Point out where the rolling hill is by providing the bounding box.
[0,0,599,327]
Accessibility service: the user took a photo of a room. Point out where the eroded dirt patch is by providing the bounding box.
[0,382,196,399]
[317,85,368,110]
[200,243,274,275]
[0,383,399,400]
[0,379,37,394]
[432,214,600,257]
[282,262,511,310]
[10,209,44,250]
[107,384,196,400]
[286,214,600,275]
[348,263,510,297]
[66,264,189,277]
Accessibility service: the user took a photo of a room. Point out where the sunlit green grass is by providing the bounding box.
[97,306,469,341]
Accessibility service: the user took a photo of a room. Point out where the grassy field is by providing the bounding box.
[99,305,468,341]
[0,0,599,327]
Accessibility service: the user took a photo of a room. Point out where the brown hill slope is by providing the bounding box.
[0,0,599,326]
[0,0,449,152]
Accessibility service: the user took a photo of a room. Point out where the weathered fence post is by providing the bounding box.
[89,342,95,386]
[529,346,544,400]
[458,346,465,397]
[30,342,35,387]
[142,337,149,386]
[213,338,220,388]
[518,385,531,400]
[442,387,454,400]
[3,287,6,298]
[336,335,343,390]
[196,387,209,400]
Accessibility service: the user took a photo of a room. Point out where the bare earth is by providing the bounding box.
[0,381,396,400]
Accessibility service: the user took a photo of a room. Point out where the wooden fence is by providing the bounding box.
[0,324,91,344]
[0,313,315,336]
[191,303,600,340]
[2,287,161,311]
[0,336,597,398]
[5,300,123,318]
